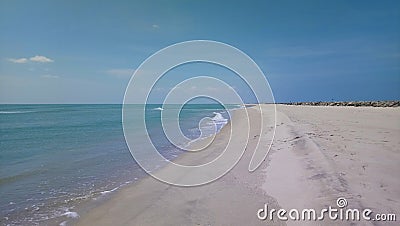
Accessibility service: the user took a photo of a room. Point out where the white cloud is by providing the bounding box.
[7,55,54,63]
[40,74,59,79]
[106,68,134,78]
[8,58,28,63]
[152,24,160,29]
[30,55,54,63]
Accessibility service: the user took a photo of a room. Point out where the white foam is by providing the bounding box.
[59,220,67,226]
[0,110,35,114]
[212,112,228,125]
[62,211,79,219]
[100,186,119,195]
[153,107,163,111]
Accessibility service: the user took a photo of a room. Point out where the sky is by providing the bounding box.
[0,0,399,103]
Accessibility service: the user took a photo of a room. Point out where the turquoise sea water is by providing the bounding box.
[0,104,237,225]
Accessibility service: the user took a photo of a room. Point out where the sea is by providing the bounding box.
[0,104,239,225]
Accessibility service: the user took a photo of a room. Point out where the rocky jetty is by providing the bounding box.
[283,100,400,107]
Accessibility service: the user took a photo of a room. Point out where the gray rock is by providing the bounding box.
[282,101,400,107]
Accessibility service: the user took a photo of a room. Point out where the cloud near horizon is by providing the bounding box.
[8,58,28,63]
[30,55,54,63]
[8,55,54,63]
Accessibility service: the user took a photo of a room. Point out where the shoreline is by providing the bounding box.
[48,105,241,225]
[76,105,282,226]
[75,104,399,225]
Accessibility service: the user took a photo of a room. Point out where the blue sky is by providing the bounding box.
[0,0,399,103]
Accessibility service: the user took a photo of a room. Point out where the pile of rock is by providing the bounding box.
[283,101,400,107]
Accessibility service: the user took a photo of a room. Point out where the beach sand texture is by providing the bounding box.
[77,105,399,226]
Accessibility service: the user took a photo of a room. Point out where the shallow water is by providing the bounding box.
[0,104,237,225]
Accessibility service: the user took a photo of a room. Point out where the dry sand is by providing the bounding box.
[76,105,399,226]
[264,105,399,225]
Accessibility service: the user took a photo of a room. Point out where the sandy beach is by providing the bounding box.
[2,2,399,225]
[76,105,399,226]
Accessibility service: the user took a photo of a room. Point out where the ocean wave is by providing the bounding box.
[185,111,230,144]
[100,186,119,195]
[62,211,79,218]
[98,180,135,196]
[0,110,37,114]
[211,112,228,125]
